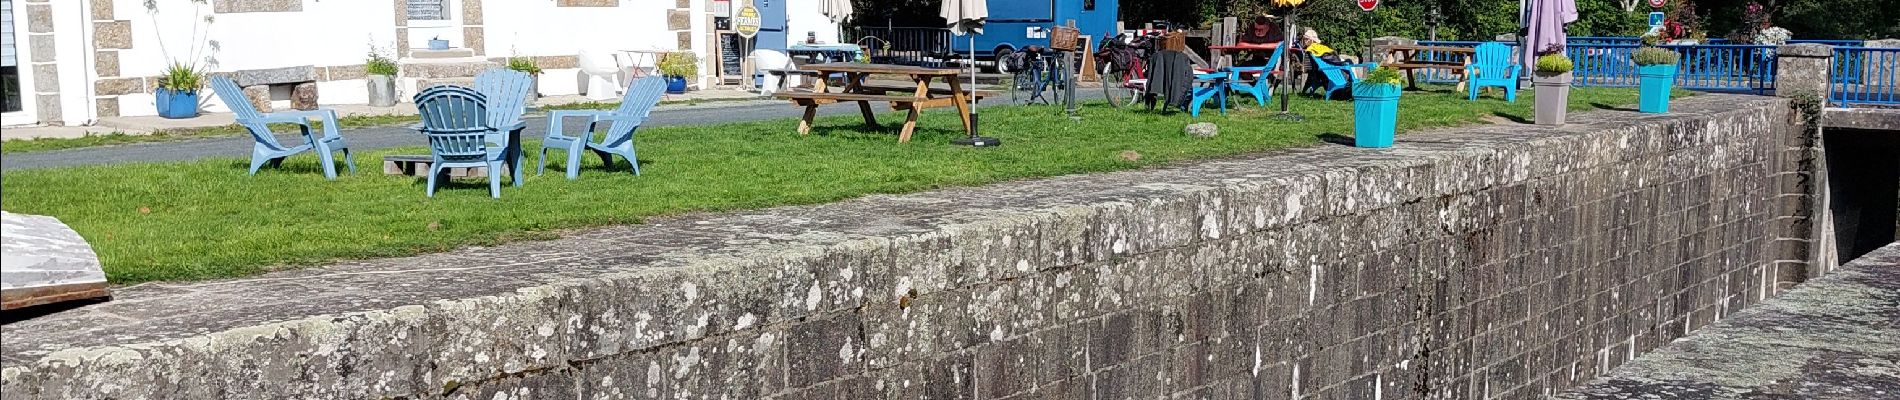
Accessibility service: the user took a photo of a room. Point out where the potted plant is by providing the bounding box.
[154,62,203,119]
[428,36,450,50]
[506,56,543,100]
[1532,53,1573,126]
[1351,66,1404,148]
[1633,46,1681,113]
[365,45,399,107]
[657,51,699,94]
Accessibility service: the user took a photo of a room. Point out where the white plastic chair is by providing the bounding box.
[751,49,796,96]
[578,50,624,100]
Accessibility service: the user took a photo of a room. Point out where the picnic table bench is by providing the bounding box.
[1373,45,1480,90]
[773,63,980,143]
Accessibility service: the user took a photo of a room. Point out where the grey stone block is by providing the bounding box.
[233,65,316,86]
[1,212,108,310]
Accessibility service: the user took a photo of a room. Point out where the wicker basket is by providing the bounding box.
[1050,26,1081,51]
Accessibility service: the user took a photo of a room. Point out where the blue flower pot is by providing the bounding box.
[428,39,450,50]
[154,88,200,119]
[1351,83,1402,148]
[1638,64,1677,114]
[666,76,688,94]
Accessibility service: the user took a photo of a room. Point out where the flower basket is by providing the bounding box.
[1638,64,1678,113]
[1351,83,1402,148]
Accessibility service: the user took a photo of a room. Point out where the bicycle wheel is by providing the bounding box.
[1100,68,1133,108]
[1010,70,1039,105]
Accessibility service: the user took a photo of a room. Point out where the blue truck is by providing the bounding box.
[950,0,1120,60]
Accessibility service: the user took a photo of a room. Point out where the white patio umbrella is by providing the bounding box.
[943,0,996,146]
[822,0,853,44]
[822,0,853,24]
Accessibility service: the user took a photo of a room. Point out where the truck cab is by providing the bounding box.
[948,0,1119,60]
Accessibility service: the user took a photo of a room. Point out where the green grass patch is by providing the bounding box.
[0,114,420,154]
[1,87,1646,283]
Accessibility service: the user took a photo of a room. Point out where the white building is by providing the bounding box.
[0,0,842,127]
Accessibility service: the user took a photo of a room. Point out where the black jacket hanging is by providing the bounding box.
[1144,50,1195,112]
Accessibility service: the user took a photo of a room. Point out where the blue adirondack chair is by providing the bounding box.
[539,76,667,179]
[209,75,355,179]
[1304,54,1380,100]
[1189,72,1229,117]
[1466,42,1521,102]
[474,69,533,186]
[413,86,506,198]
[1226,45,1287,106]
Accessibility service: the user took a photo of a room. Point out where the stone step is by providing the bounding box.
[409,48,477,59]
[399,58,502,79]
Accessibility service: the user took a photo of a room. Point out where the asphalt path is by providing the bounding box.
[4,87,1109,171]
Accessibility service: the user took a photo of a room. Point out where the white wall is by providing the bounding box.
[50,0,91,124]
[484,0,707,97]
[785,0,843,47]
[112,0,397,115]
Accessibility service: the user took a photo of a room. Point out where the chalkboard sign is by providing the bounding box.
[407,0,447,21]
[720,33,746,77]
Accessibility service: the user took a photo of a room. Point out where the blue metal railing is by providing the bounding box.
[1408,41,1776,93]
[844,27,954,66]
[1830,47,1900,107]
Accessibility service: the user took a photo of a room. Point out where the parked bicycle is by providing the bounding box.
[1094,30,1165,108]
[1000,45,1069,106]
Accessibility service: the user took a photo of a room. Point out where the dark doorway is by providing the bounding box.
[1823,128,1900,262]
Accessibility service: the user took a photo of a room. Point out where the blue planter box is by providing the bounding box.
[428,39,450,50]
[666,76,689,94]
[154,88,199,119]
[1351,83,1402,148]
[1638,64,1677,113]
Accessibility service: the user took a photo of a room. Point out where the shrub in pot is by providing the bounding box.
[1532,53,1573,126]
[1351,66,1405,148]
[507,57,543,101]
[658,52,700,94]
[1633,46,1681,113]
[365,48,399,107]
[154,62,203,119]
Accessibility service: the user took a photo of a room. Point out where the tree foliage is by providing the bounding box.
[848,0,1894,51]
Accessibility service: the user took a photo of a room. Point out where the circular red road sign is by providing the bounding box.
[1649,0,1666,8]
[1358,0,1378,11]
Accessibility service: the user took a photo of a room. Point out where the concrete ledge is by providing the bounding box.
[1823,107,1900,131]
[1557,242,1900,399]
[0,95,1801,399]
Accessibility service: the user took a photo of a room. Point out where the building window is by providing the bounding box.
[1084,0,1096,11]
[406,0,449,21]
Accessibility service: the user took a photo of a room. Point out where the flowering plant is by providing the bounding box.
[1754,27,1791,46]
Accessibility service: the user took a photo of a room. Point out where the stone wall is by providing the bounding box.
[0,95,1811,399]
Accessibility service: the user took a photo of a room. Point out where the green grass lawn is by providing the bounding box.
[0,87,1648,283]
[0,98,768,154]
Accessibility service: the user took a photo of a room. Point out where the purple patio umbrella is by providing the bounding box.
[1521,0,1578,69]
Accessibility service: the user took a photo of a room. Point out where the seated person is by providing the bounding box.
[1235,15,1284,67]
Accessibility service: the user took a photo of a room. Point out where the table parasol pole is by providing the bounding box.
[1273,11,1303,122]
[953,33,999,147]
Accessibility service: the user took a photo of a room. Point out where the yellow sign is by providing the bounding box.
[734,5,762,39]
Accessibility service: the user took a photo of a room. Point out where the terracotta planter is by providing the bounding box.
[1533,71,1571,126]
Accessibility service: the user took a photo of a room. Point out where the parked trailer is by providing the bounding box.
[949,0,1119,60]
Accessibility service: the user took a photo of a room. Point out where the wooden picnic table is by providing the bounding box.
[1374,44,1478,90]
[774,63,986,143]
